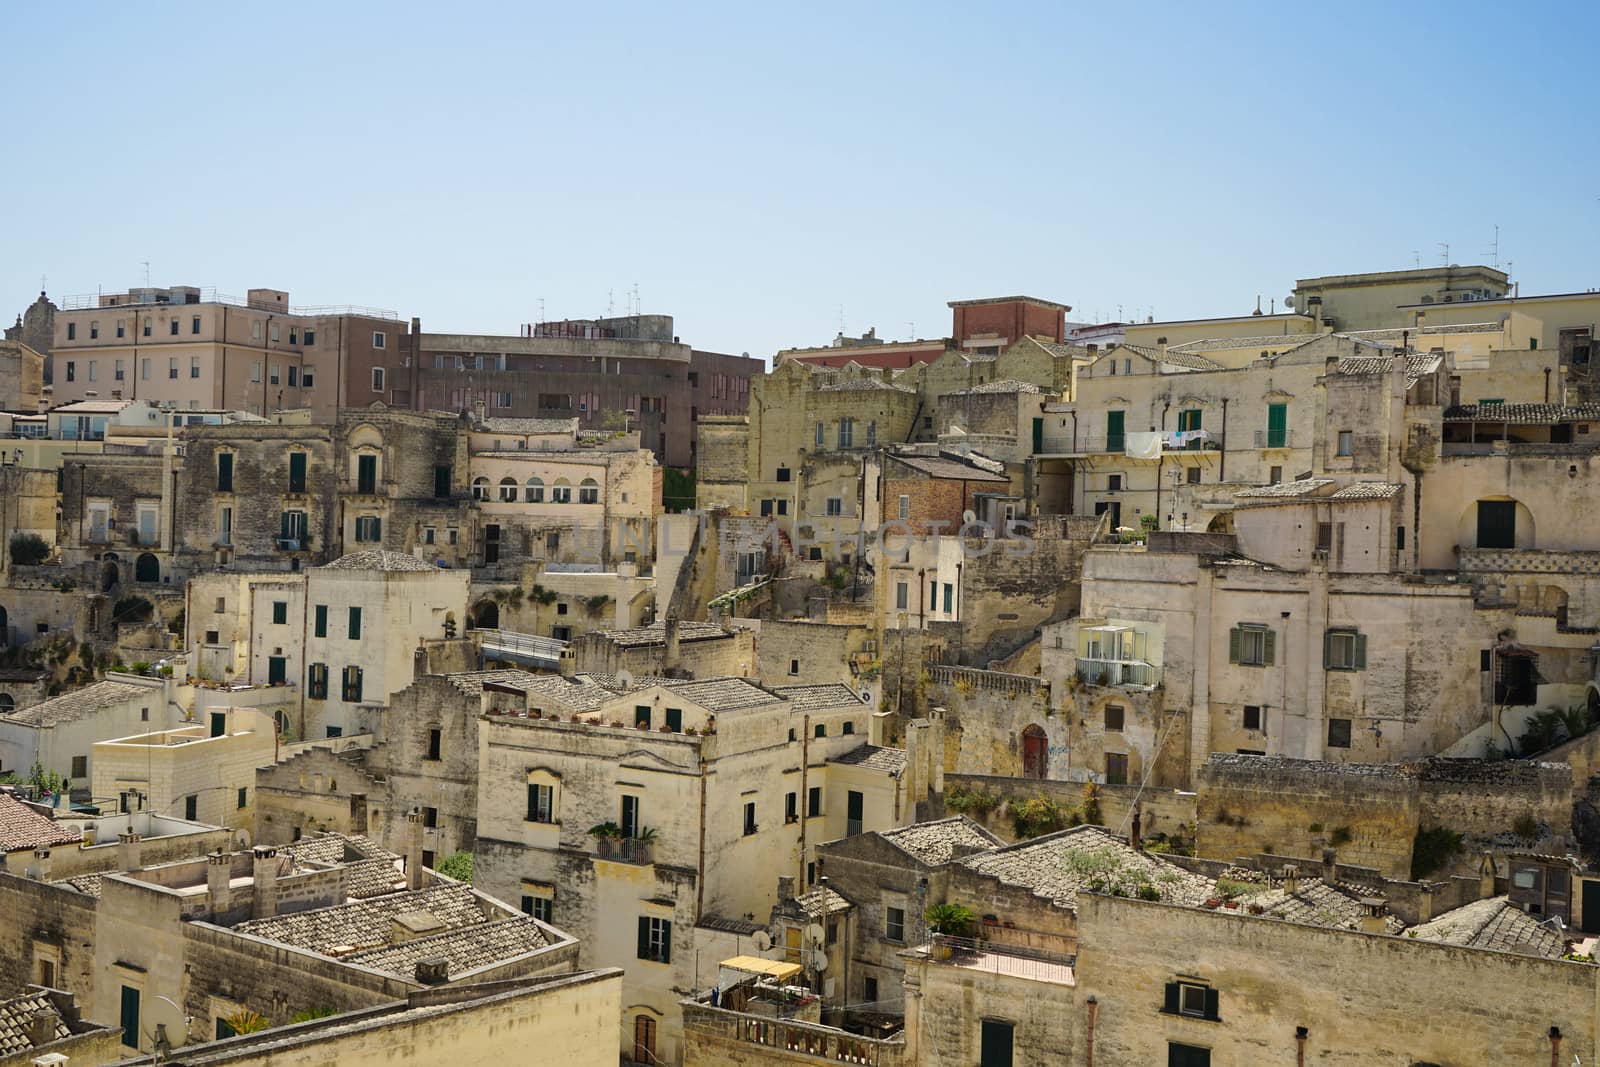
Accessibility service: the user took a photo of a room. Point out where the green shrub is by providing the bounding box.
[9,533,49,566]
[945,785,998,817]
[437,852,474,882]
[1411,826,1464,880]
[1214,877,1254,899]
[113,595,154,624]
[1512,814,1539,842]
[924,903,976,936]
[1011,795,1067,839]
[1137,884,1161,901]
[1329,826,1352,848]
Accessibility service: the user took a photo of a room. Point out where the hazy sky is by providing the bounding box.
[4,1,1596,360]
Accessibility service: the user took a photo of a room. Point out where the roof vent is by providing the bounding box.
[414,956,449,984]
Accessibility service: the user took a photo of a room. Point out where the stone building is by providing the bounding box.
[471,674,928,1064]
[0,987,121,1065]
[5,291,57,370]
[0,340,44,413]
[91,707,277,833]
[567,617,755,680]
[48,285,412,419]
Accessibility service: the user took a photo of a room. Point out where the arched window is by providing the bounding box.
[499,476,518,503]
[134,552,160,583]
[471,477,489,502]
[579,478,599,504]
[474,600,500,629]
[525,477,544,503]
[551,479,572,504]
[0,693,13,713]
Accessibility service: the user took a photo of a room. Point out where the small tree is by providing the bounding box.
[221,1009,271,1036]
[924,903,976,937]
[9,533,49,566]
[437,852,474,883]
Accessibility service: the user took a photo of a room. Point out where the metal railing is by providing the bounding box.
[926,934,1076,985]
[478,628,568,663]
[1253,430,1294,448]
[60,288,400,320]
[1075,658,1161,688]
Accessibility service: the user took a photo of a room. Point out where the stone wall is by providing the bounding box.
[904,951,1075,1067]
[0,874,97,998]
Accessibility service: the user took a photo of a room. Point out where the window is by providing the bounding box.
[1104,705,1125,732]
[1105,752,1128,785]
[1336,430,1354,457]
[354,516,382,542]
[1266,402,1288,448]
[846,789,864,836]
[1167,1042,1212,1067]
[621,795,640,838]
[1186,466,1201,484]
[523,894,553,922]
[1228,624,1274,667]
[342,665,364,702]
[815,422,824,448]
[426,728,441,761]
[170,319,179,336]
[205,629,220,644]
[943,583,953,614]
[808,786,822,818]
[117,319,126,338]
[272,601,288,625]
[1396,525,1406,550]
[1316,522,1334,552]
[1108,474,1122,491]
[898,494,910,519]
[1177,408,1202,434]
[814,723,826,738]
[64,361,74,382]
[288,366,298,386]
[143,317,152,337]
[87,359,97,382]
[168,357,178,379]
[372,367,386,393]
[71,755,87,780]
[895,581,909,610]
[1164,981,1220,1021]
[842,722,854,735]
[1243,705,1262,731]
[1269,465,1282,483]
[185,794,198,820]
[1105,410,1125,452]
[115,359,124,380]
[142,358,150,380]
[579,478,599,504]
[192,315,201,335]
[527,783,554,822]
[866,420,877,446]
[1323,628,1366,671]
[785,792,798,823]
[269,364,280,385]
[743,802,758,836]
[348,607,362,639]
[67,322,76,341]
[885,906,905,942]
[288,452,307,493]
[838,417,853,448]
[190,355,201,379]
[638,916,671,963]
[251,361,262,383]
[826,497,843,516]
[980,1019,1014,1067]
[776,465,791,482]
[304,328,315,345]
[1327,717,1353,749]
[302,367,314,387]
[357,453,377,494]
[217,453,234,492]
[312,604,327,638]
[307,662,328,699]
[371,330,387,349]
[864,974,878,1005]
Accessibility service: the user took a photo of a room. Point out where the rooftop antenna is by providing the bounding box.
[1438,242,1450,267]
[141,261,151,286]
[633,282,641,317]
[1412,250,1421,269]
[538,298,545,323]
[607,288,614,317]
[1483,224,1501,269]
[906,321,915,340]
[838,304,845,336]
[38,272,46,293]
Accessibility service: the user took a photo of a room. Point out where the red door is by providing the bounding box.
[1022,725,1048,779]
[633,1015,656,1063]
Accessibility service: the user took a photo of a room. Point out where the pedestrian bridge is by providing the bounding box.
[477,629,567,671]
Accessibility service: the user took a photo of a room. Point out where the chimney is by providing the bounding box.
[251,845,280,918]
[664,614,681,672]
[557,646,576,679]
[1478,851,1498,898]
[405,808,425,890]
[1358,897,1388,934]
[28,1009,58,1048]
[1280,864,1301,894]
[1086,343,1098,356]
[117,831,142,871]
[1321,848,1337,884]
[414,956,449,985]
[777,876,795,904]
[30,848,51,882]
[207,850,233,917]
[1128,803,1142,851]
[471,397,486,425]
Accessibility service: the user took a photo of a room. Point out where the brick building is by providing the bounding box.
[779,295,1070,370]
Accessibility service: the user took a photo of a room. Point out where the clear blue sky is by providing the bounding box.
[3,1,1596,360]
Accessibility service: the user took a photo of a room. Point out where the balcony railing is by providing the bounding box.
[925,934,1076,986]
[1075,658,1161,688]
[1253,429,1294,448]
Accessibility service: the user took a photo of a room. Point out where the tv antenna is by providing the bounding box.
[142,260,151,286]
[538,298,545,323]
[1437,242,1450,266]
[838,304,845,336]
[1412,250,1421,269]
[906,321,915,340]
[607,288,614,317]
[1482,224,1501,269]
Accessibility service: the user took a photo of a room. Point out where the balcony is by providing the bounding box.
[1075,658,1161,689]
[1253,429,1294,449]
[921,934,1075,986]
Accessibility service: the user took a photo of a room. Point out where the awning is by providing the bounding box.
[720,956,802,981]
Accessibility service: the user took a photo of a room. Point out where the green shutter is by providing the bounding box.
[1322,631,1334,670]
[1267,403,1287,448]
[1203,987,1220,1021]
[637,916,651,960]
[659,919,671,963]
[349,607,361,640]
[1106,410,1125,451]
[279,511,290,539]
[1262,629,1276,666]
[1228,627,1241,664]
[1354,633,1368,670]
[1163,982,1180,1014]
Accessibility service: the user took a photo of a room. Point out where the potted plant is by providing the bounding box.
[587,821,623,858]
[627,825,660,864]
[925,903,976,959]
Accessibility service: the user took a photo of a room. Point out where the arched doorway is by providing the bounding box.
[0,605,8,645]
[101,562,118,592]
[0,693,13,713]
[134,552,160,584]
[473,600,500,630]
[1021,724,1048,779]
[632,1015,657,1064]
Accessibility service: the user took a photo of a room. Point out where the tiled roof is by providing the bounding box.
[1406,896,1565,957]
[947,295,1072,311]
[1235,478,1333,499]
[1330,481,1403,501]
[445,669,548,696]
[1443,402,1600,424]
[1347,322,1504,340]
[793,886,852,916]
[593,621,733,648]
[1168,333,1324,353]
[341,857,409,899]
[343,915,550,978]
[235,884,486,955]
[960,826,1214,909]
[505,673,626,713]
[829,744,907,776]
[941,379,1045,396]
[281,833,397,868]
[815,378,916,394]
[1238,878,1404,934]
[885,453,1010,483]
[880,817,1002,866]
[4,679,149,727]
[772,684,865,712]
[699,914,768,936]
[669,677,782,713]
[60,873,102,897]
[321,550,437,573]
[1116,343,1224,372]
[475,417,578,435]
[1333,351,1441,387]
[0,991,69,1055]
[0,793,82,851]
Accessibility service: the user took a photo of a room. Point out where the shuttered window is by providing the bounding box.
[1323,629,1367,671]
[1228,624,1275,667]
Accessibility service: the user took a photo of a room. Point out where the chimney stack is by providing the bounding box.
[28,1009,58,1048]
[1478,852,1498,898]
[207,850,233,917]
[1321,848,1337,885]
[1129,804,1142,851]
[472,397,486,425]
[414,956,449,985]
[664,614,681,672]
[117,830,142,872]
[405,808,426,890]
[30,848,51,882]
[777,875,795,904]
[1280,863,1300,894]
[1358,898,1388,934]
[251,845,280,918]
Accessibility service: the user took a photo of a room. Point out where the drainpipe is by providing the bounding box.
[696,752,708,922]
[1296,1026,1308,1067]
[1548,1025,1561,1067]
[798,713,810,886]
[1084,996,1097,1067]
[1219,398,1228,482]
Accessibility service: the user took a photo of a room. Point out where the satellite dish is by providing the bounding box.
[805,923,826,946]
[616,669,634,689]
[810,950,829,973]
[752,930,773,952]
[961,510,977,526]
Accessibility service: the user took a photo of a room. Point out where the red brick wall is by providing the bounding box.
[786,342,944,369]
[884,477,978,535]
[952,300,1065,345]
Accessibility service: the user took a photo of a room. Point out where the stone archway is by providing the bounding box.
[134,552,160,584]
[472,600,500,630]
[1021,724,1048,779]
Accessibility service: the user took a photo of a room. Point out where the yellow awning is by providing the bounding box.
[720,956,802,981]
